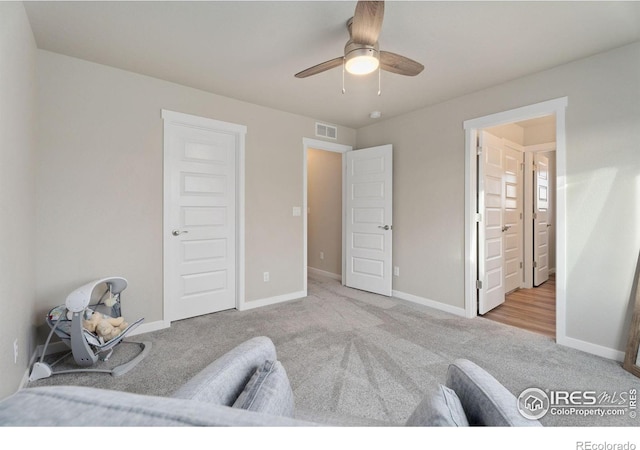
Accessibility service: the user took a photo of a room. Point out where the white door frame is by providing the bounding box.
[302,138,352,295]
[162,109,246,321]
[463,97,568,344]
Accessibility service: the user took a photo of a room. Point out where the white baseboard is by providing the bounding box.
[128,319,169,336]
[239,290,306,311]
[556,335,625,362]
[308,267,341,281]
[392,290,467,317]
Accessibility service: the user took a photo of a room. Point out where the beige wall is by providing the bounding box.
[525,122,557,146]
[307,149,342,277]
[0,3,38,398]
[485,123,525,145]
[35,50,356,325]
[357,42,640,354]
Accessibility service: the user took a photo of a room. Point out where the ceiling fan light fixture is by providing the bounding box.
[345,47,379,75]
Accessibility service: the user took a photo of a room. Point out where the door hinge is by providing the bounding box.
[520,212,523,220]
[475,213,482,222]
[520,262,523,269]
[533,261,538,268]
[476,280,483,289]
[477,145,482,156]
[533,212,537,220]
[520,163,524,171]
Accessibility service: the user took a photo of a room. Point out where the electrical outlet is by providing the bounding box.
[320,252,324,260]
[394,266,400,277]
[263,272,270,282]
[13,338,18,364]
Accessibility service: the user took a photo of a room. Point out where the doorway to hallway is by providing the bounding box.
[483,274,556,339]
[476,115,557,339]
[463,98,568,343]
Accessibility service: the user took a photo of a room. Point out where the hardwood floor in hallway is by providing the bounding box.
[482,274,556,339]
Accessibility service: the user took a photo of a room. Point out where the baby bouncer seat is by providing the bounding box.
[29,277,151,381]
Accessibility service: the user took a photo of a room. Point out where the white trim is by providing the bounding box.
[308,266,342,281]
[560,336,626,362]
[393,290,467,317]
[128,320,170,336]
[302,138,352,296]
[161,109,246,319]
[524,142,556,153]
[238,291,306,311]
[161,109,247,134]
[463,97,569,346]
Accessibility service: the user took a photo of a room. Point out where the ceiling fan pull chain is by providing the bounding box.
[342,59,346,94]
[378,66,382,96]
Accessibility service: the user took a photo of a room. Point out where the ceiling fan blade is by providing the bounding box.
[295,57,344,78]
[351,1,385,45]
[380,51,424,76]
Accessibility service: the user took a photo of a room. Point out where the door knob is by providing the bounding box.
[501,225,511,232]
[172,229,189,236]
[378,225,391,230]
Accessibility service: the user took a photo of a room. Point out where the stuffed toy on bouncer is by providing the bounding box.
[83,311,128,342]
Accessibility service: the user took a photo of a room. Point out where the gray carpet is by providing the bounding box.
[28,273,640,427]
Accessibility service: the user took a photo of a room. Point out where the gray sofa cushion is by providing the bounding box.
[405,384,469,426]
[445,359,542,426]
[232,360,294,417]
[172,336,277,406]
[0,386,315,426]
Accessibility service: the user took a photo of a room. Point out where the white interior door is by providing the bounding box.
[163,112,241,321]
[503,144,524,293]
[345,145,393,296]
[478,132,505,314]
[533,153,550,286]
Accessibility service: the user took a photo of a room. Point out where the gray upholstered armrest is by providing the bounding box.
[0,386,316,426]
[171,336,277,406]
[445,359,542,426]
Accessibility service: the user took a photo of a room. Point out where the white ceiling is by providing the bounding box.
[23,1,640,129]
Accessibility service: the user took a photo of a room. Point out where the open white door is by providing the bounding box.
[345,145,393,296]
[163,111,245,322]
[503,143,524,293]
[478,131,506,314]
[533,153,550,286]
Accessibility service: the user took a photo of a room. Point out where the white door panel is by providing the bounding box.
[164,119,238,321]
[534,153,550,286]
[478,132,525,313]
[503,145,523,293]
[478,132,505,314]
[345,145,392,296]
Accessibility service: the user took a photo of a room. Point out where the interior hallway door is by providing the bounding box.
[345,145,393,296]
[503,143,524,293]
[533,153,550,286]
[478,131,506,314]
[163,111,245,322]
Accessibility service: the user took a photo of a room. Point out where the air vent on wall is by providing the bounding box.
[316,122,337,140]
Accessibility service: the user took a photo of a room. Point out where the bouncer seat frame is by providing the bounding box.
[29,276,151,381]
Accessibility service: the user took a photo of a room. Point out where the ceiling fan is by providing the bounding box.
[294,1,424,79]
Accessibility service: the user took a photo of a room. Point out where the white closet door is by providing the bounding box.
[345,145,393,296]
[164,112,242,321]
